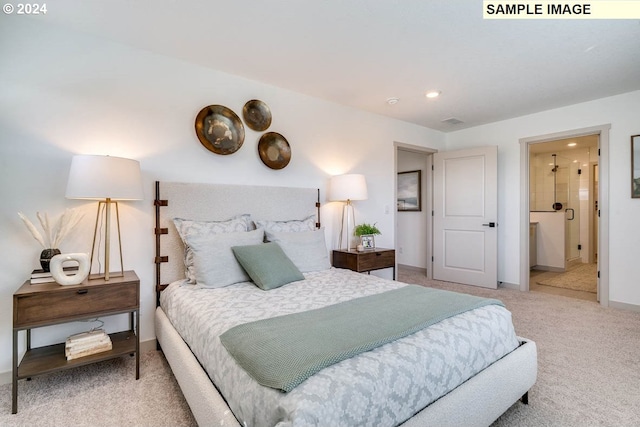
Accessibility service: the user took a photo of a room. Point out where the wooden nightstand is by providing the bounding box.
[12,270,140,414]
[332,248,396,279]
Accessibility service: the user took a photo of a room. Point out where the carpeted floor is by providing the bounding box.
[0,350,197,427]
[535,262,598,293]
[400,269,640,427]
[1,269,639,426]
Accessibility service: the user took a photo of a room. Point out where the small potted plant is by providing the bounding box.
[354,223,381,251]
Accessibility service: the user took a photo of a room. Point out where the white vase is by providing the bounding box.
[50,253,91,285]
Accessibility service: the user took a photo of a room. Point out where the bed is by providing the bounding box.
[153,181,537,427]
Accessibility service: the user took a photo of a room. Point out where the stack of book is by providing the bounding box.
[30,266,79,284]
[65,329,112,360]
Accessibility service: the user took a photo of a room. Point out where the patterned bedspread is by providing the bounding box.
[160,268,519,427]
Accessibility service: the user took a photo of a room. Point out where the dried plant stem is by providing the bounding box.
[53,209,83,247]
[18,209,84,249]
[37,212,52,248]
[18,212,46,248]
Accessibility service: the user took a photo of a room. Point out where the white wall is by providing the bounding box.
[0,19,446,376]
[397,150,429,269]
[446,90,640,305]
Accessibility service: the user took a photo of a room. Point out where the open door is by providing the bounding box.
[433,146,498,288]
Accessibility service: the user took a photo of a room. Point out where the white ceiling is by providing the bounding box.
[45,1,640,132]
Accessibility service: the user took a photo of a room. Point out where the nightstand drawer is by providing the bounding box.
[15,282,138,327]
[356,251,395,271]
[332,248,396,278]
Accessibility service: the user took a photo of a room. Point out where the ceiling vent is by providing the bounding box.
[441,117,464,125]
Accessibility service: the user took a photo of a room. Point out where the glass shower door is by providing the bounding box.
[564,157,581,262]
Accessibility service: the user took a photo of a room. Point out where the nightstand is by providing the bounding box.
[332,248,396,279]
[12,270,140,414]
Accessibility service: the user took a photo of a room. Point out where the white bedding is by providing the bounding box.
[160,268,519,427]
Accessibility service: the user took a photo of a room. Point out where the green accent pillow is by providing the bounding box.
[232,242,305,290]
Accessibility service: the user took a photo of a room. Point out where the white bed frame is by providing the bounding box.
[153,181,537,427]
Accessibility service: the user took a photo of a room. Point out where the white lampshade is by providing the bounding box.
[66,155,144,200]
[328,174,368,202]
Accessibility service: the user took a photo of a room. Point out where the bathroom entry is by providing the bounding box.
[529,135,599,301]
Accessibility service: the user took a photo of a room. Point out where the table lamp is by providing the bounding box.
[329,174,368,250]
[65,155,144,280]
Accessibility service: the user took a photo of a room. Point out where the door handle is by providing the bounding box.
[565,208,575,220]
[482,222,496,227]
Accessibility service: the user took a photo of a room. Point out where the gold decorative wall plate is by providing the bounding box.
[258,132,291,170]
[243,99,272,132]
[195,105,245,155]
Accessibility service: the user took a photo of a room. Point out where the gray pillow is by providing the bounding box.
[265,228,331,273]
[173,214,251,283]
[232,242,305,290]
[254,214,316,233]
[184,228,264,288]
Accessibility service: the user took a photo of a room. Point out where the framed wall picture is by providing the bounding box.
[360,234,375,249]
[397,170,422,211]
[632,135,640,198]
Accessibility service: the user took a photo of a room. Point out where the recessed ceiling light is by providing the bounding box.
[425,91,441,99]
[386,97,400,105]
[567,143,577,147]
[442,117,463,125]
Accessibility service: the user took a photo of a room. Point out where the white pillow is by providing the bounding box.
[255,214,316,233]
[173,214,251,283]
[184,228,265,289]
[265,228,330,273]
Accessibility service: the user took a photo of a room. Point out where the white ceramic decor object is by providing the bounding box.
[50,253,91,285]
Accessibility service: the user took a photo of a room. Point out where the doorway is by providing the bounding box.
[395,143,435,278]
[395,144,433,278]
[528,135,598,302]
[520,124,610,307]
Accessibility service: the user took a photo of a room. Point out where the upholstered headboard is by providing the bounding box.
[154,181,320,298]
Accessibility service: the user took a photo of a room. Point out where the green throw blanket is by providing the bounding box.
[220,285,504,392]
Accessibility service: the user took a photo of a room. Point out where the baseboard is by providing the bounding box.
[609,300,640,312]
[140,338,158,353]
[498,282,520,290]
[0,338,158,386]
[398,264,427,275]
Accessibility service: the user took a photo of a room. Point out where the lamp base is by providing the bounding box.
[89,199,125,281]
[338,201,357,251]
[88,271,125,281]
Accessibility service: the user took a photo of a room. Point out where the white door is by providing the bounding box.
[433,146,498,288]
